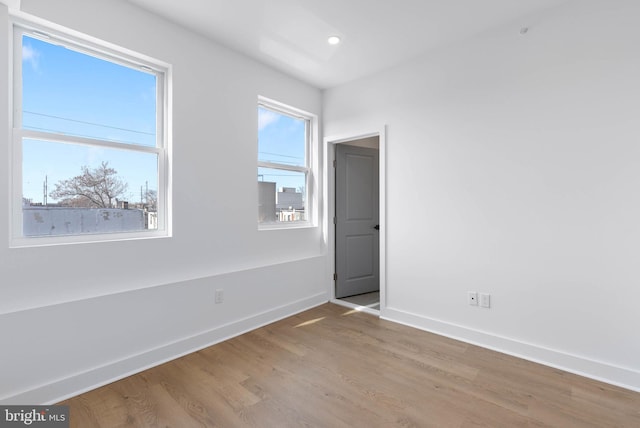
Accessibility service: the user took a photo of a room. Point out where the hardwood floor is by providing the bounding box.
[59,303,640,427]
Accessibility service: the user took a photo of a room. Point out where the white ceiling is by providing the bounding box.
[126,0,566,89]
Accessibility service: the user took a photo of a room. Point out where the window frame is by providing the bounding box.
[257,96,317,229]
[10,17,172,247]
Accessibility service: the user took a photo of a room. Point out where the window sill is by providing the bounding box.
[258,221,316,231]
[10,229,170,249]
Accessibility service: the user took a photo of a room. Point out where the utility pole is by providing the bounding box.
[43,175,48,206]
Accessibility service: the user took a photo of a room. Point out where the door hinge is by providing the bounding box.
[333,159,336,168]
[333,217,337,225]
[333,273,337,281]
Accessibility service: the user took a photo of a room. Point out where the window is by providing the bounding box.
[257,98,315,227]
[11,22,170,245]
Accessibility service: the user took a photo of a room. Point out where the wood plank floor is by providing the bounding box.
[59,303,640,427]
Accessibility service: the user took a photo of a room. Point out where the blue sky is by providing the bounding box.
[21,35,157,204]
[257,106,307,193]
[21,34,306,204]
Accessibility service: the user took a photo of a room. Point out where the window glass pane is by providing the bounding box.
[21,35,157,147]
[22,139,159,236]
[258,167,306,223]
[258,106,306,167]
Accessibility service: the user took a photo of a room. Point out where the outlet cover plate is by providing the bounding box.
[468,291,478,306]
[479,293,490,308]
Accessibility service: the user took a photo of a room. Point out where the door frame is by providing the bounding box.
[323,125,387,314]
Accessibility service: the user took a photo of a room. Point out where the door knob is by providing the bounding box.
[374,224,380,230]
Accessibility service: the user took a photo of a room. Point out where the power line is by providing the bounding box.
[23,110,155,136]
[258,151,304,160]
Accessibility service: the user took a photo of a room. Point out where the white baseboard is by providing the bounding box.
[5,293,328,405]
[381,307,640,393]
[8,299,637,404]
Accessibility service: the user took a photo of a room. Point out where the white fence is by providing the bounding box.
[23,207,146,236]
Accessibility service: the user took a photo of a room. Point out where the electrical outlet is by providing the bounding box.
[479,293,491,308]
[215,289,224,304]
[468,291,478,306]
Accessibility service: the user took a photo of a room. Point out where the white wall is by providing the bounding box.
[324,0,640,391]
[0,0,326,403]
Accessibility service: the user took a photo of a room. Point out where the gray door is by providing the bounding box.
[335,144,380,298]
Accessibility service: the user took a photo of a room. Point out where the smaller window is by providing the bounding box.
[257,98,314,227]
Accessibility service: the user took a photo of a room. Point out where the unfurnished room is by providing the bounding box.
[1,0,639,426]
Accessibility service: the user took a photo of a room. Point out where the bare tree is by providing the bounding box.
[144,189,157,210]
[50,161,128,208]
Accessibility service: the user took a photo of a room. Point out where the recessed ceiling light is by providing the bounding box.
[327,36,341,45]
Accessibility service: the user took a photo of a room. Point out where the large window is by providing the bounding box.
[11,22,170,246]
[257,98,315,227]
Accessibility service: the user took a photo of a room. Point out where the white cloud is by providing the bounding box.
[258,109,280,131]
[22,44,40,71]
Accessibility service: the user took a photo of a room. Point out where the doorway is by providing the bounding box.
[333,136,381,311]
